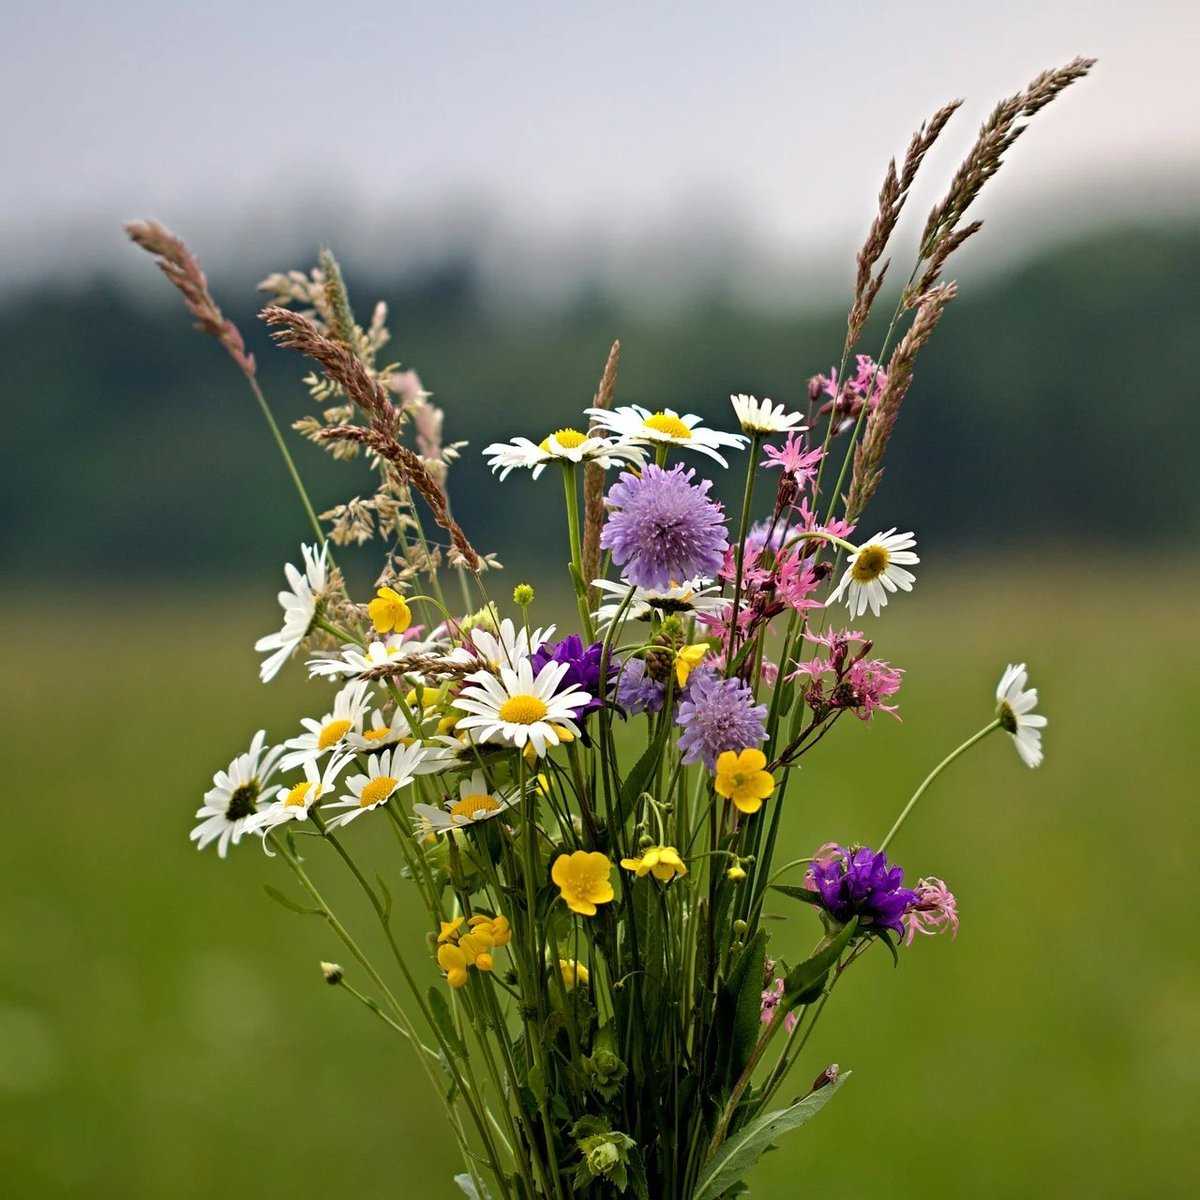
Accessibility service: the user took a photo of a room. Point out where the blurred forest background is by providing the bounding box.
[4,2,1199,1197]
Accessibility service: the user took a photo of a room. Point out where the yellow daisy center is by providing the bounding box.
[643,412,692,440]
[318,718,352,749]
[498,694,548,725]
[362,727,394,742]
[284,781,312,808]
[359,776,397,807]
[851,544,890,583]
[450,793,501,820]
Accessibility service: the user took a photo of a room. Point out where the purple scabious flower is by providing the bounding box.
[616,658,665,716]
[808,845,917,935]
[600,465,728,591]
[530,635,610,714]
[675,667,767,769]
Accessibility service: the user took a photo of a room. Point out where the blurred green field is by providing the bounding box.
[2,565,1194,1198]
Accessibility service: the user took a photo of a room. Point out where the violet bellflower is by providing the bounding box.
[530,635,611,715]
[807,844,917,936]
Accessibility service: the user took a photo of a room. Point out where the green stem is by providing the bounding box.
[726,434,762,664]
[561,463,595,640]
[879,719,1001,853]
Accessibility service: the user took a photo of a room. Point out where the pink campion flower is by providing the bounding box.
[803,627,866,651]
[902,877,959,946]
[816,355,889,434]
[760,977,799,1032]
[760,658,779,687]
[776,551,822,612]
[786,658,828,683]
[762,433,824,489]
[791,498,855,544]
[844,658,904,720]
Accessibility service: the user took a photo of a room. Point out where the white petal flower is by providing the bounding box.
[323,743,445,830]
[464,618,555,671]
[591,576,726,630]
[483,428,645,480]
[279,680,371,771]
[995,663,1047,768]
[413,769,524,836]
[190,730,283,857]
[827,528,919,618]
[251,751,353,840]
[583,404,748,467]
[307,634,438,680]
[455,659,590,756]
[254,543,329,683]
[730,394,806,435]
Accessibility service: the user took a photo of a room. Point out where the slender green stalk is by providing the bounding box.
[726,433,762,663]
[561,463,595,641]
[879,719,1000,852]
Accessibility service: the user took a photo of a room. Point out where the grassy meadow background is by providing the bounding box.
[2,221,1197,1197]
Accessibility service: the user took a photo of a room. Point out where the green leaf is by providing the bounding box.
[427,987,467,1060]
[261,884,321,916]
[782,917,857,1005]
[769,884,822,906]
[453,1173,494,1200]
[714,930,769,1089]
[693,1072,851,1200]
[617,717,671,823]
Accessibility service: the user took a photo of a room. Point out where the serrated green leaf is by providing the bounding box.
[769,884,822,905]
[694,1073,851,1200]
[261,883,322,916]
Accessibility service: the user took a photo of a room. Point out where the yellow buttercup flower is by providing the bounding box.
[674,642,710,687]
[620,845,688,882]
[713,748,775,815]
[558,959,590,989]
[551,851,616,917]
[436,942,470,989]
[367,586,413,635]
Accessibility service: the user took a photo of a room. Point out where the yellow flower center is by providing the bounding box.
[498,694,548,725]
[643,412,692,440]
[318,718,352,749]
[540,427,588,451]
[851,544,890,583]
[450,793,501,820]
[362,727,394,742]
[284,781,312,808]
[359,776,397,807]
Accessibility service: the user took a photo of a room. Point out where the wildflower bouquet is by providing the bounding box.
[130,58,1090,1200]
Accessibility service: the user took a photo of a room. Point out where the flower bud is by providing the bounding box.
[320,961,344,985]
[512,582,535,607]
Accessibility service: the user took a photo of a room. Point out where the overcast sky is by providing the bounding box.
[4,1,1197,297]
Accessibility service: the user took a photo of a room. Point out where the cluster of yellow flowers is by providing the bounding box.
[436,913,511,988]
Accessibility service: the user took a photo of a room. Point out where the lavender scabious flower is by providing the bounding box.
[600,464,728,591]
[616,658,665,716]
[531,635,611,714]
[675,667,767,769]
[808,845,917,935]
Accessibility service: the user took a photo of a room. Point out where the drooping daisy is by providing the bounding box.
[482,429,645,480]
[254,543,329,683]
[601,465,729,591]
[412,770,523,836]
[279,680,371,771]
[323,743,440,830]
[190,730,283,857]
[454,659,590,755]
[827,529,919,618]
[307,634,437,680]
[995,662,1047,768]
[730,394,806,436]
[584,404,748,467]
[591,576,726,629]
[251,751,353,839]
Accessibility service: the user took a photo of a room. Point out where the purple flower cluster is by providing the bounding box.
[675,667,767,769]
[808,845,917,935]
[616,658,665,716]
[531,635,611,715]
[600,464,728,591]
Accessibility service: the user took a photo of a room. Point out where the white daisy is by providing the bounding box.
[323,744,441,830]
[827,529,919,618]
[592,576,726,630]
[483,429,646,481]
[413,769,523,836]
[307,634,437,680]
[254,543,329,683]
[346,706,413,751]
[251,751,353,839]
[995,663,1047,768]
[190,730,283,857]
[279,680,371,770]
[455,659,590,756]
[463,618,555,671]
[730,393,806,435]
[583,404,748,468]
